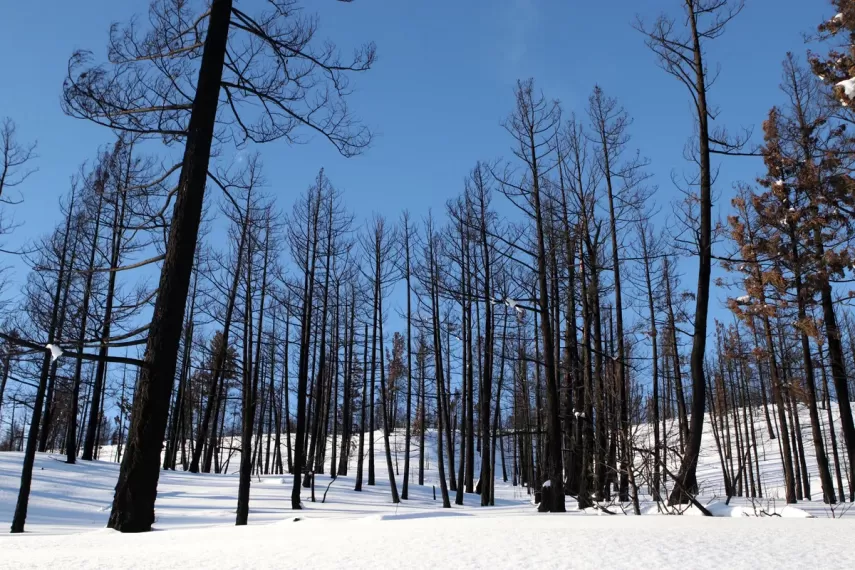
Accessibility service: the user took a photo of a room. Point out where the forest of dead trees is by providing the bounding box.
[2,0,855,533]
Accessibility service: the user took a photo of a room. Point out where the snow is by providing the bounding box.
[542,480,552,488]
[699,501,813,519]
[736,295,750,304]
[836,77,855,100]
[634,401,855,510]
[45,344,63,362]
[3,515,854,570]
[834,12,844,23]
[2,403,855,568]
[504,297,524,315]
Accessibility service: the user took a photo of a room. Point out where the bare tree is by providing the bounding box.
[0,117,37,211]
[61,0,375,531]
[636,0,744,504]
[491,79,566,512]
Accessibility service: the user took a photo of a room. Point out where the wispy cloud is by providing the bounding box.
[501,0,539,71]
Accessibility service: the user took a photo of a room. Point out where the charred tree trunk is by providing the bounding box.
[83,149,131,461]
[292,181,323,509]
[108,0,232,532]
[401,218,414,498]
[10,188,77,532]
[430,234,452,508]
[355,322,368,492]
[378,295,400,503]
[338,294,356,476]
[67,188,106,464]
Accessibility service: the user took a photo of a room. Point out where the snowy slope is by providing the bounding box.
[636,402,854,506]
[1,410,854,568]
[0,430,527,534]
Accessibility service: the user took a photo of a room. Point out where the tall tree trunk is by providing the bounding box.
[165,318,193,469]
[355,322,368,492]
[817,267,855,501]
[338,294,356,476]
[266,318,277,476]
[303,211,334,487]
[378,295,400,503]
[669,5,714,505]
[84,150,131,461]
[430,238,452,508]
[488,311,508,506]
[283,306,293,474]
[790,234,836,503]
[663,257,689,452]
[165,257,200,470]
[639,227,661,500]
[329,285,341,477]
[238,220,268,524]
[10,187,77,532]
[594,102,629,501]
[443,326,457,493]
[108,0,232,532]
[367,255,379,487]
[455,239,468,506]
[418,345,426,487]
[67,188,106,464]
[274,314,285,475]
[757,287,796,502]
[781,349,807,500]
[577,250,593,509]
[291,180,323,509]
[475,174,495,506]
[401,220,414,498]
[0,353,10,432]
[818,344,846,503]
[589,245,607,500]
[39,191,79,454]
[532,160,565,511]
[192,175,251,476]
[464,244,475,495]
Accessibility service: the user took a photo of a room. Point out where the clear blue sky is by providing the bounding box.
[0,0,834,317]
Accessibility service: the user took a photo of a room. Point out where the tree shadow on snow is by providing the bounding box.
[378,511,474,521]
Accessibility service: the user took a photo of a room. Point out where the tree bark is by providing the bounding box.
[108,0,232,532]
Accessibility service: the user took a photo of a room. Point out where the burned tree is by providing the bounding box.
[61,0,374,531]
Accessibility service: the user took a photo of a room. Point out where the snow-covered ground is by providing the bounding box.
[635,402,854,505]
[3,511,853,569]
[1,409,854,568]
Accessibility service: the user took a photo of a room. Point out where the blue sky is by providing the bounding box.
[0,0,835,326]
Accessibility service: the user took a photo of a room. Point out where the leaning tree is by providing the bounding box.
[61,0,375,532]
